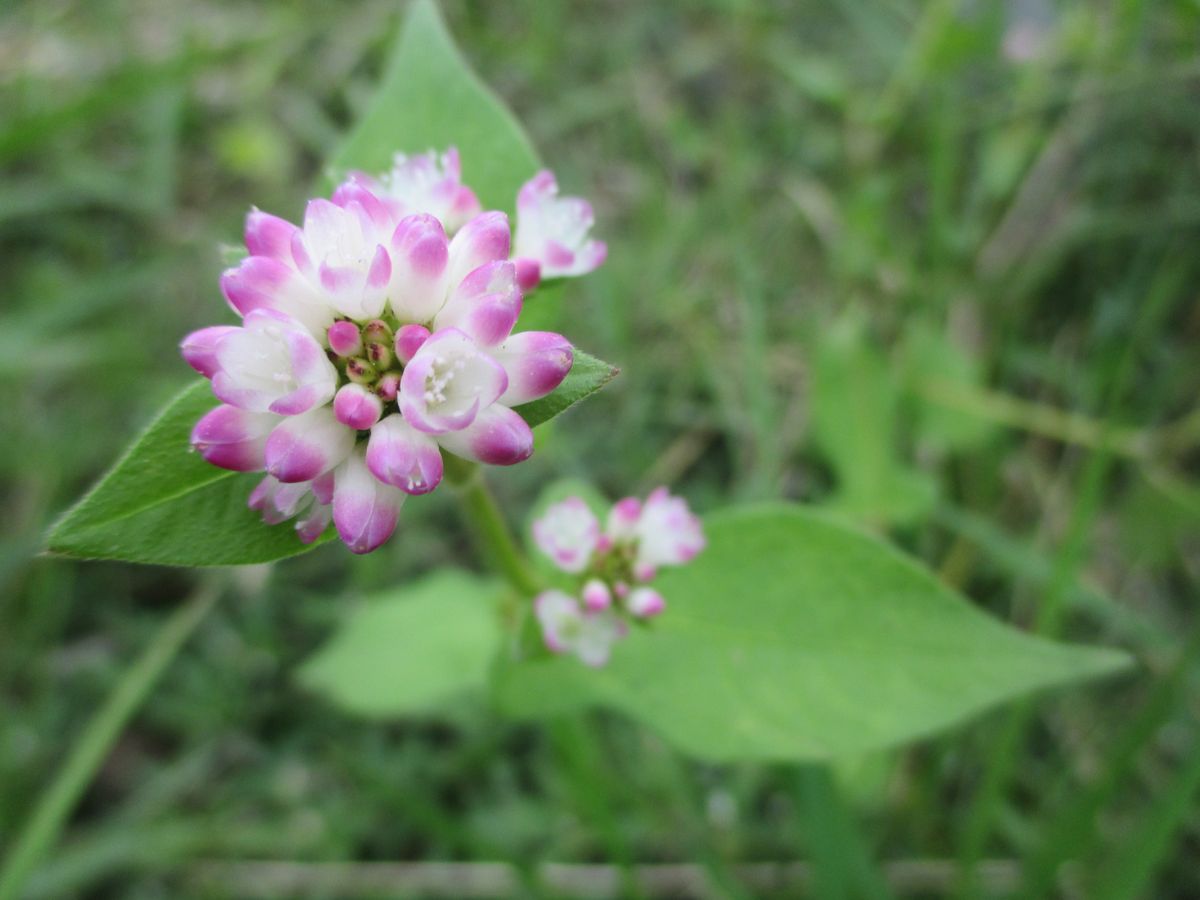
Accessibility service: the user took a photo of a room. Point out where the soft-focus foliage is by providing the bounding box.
[5,0,1200,897]
[501,505,1127,760]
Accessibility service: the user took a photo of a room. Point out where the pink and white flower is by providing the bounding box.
[332,446,407,554]
[633,487,706,569]
[526,487,702,665]
[190,309,338,416]
[626,586,666,619]
[534,590,625,668]
[339,148,481,233]
[248,473,333,545]
[365,414,444,495]
[513,170,607,288]
[185,148,601,554]
[264,406,356,484]
[532,497,600,573]
[190,405,279,472]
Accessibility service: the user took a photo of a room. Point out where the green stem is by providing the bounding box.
[0,585,218,900]
[452,465,540,596]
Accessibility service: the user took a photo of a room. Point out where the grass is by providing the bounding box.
[2,0,1199,896]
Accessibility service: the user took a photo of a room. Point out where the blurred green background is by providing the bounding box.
[3,0,1199,896]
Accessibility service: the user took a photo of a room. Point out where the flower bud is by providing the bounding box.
[328,321,362,357]
[582,578,612,612]
[345,357,377,384]
[394,324,431,364]
[362,318,394,346]
[375,372,401,401]
[367,340,393,369]
[361,319,394,368]
[333,383,384,430]
[627,587,666,619]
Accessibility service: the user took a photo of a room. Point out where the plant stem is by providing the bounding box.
[0,584,219,900]
[453,467,540,596]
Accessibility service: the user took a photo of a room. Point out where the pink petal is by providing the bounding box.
[627,587,666,619]
[264,407,355,483]
[244,208,298,260]
[533,589,581,654]
[330,181,393,232]
[333,383,384,430]
[445,185,482,231]
[366,244,392,290]
[190,405,278,472]
[180,325,238,379]
[220,256,329,335]
[268,383,330,417]
[517,170,558,217]
[492,331,574,406]
[607,497,643,539]
[220,256,292,317]
[318,262,363,296]
[389,213,450,323]
[296,503,332,544]
[513,257,541,292]
[311,470,335,504]
[333,449,405,554]
[393,323,431,364]
[582,579,612,611]
[531,496,600,574]
[447,211,510,288]
[436,404,533,466]
[365,414,444,495]
[435,260,522,347]
[327,321,363,357]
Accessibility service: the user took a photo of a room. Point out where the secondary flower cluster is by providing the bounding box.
[183,149,605,553]
[531,488,705,667]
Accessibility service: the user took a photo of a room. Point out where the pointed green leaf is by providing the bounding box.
[298,571,503,716]
[45,381,332,566]
[498,504,1130,761]
[326,0,539,215]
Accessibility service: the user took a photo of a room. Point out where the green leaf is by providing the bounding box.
[324,0,573,335]
[326,0,538,215]
[811,314,936,526]
[513,350,618,429]
[45,381,333,566]
[298,570,503,716]
[497,504,1130,761]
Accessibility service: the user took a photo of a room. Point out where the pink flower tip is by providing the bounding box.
[394,323,431,364]
[582,579,612,612]
[333,383,383,430]
[627,587,666,619]
[328,321,362,357]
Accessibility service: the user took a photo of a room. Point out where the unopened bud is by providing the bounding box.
[582,578,612,612]
[375,372,401,401]
[362,319,394,368]
[394,324,431,365]
[345,357,377,384]
[367,341,393,369]
[327,321,362,357]
[362,319,394,346]
[333,383,383,430]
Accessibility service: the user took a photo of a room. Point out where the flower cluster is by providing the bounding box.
[183,149,605,553]
[531,488,705,666]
